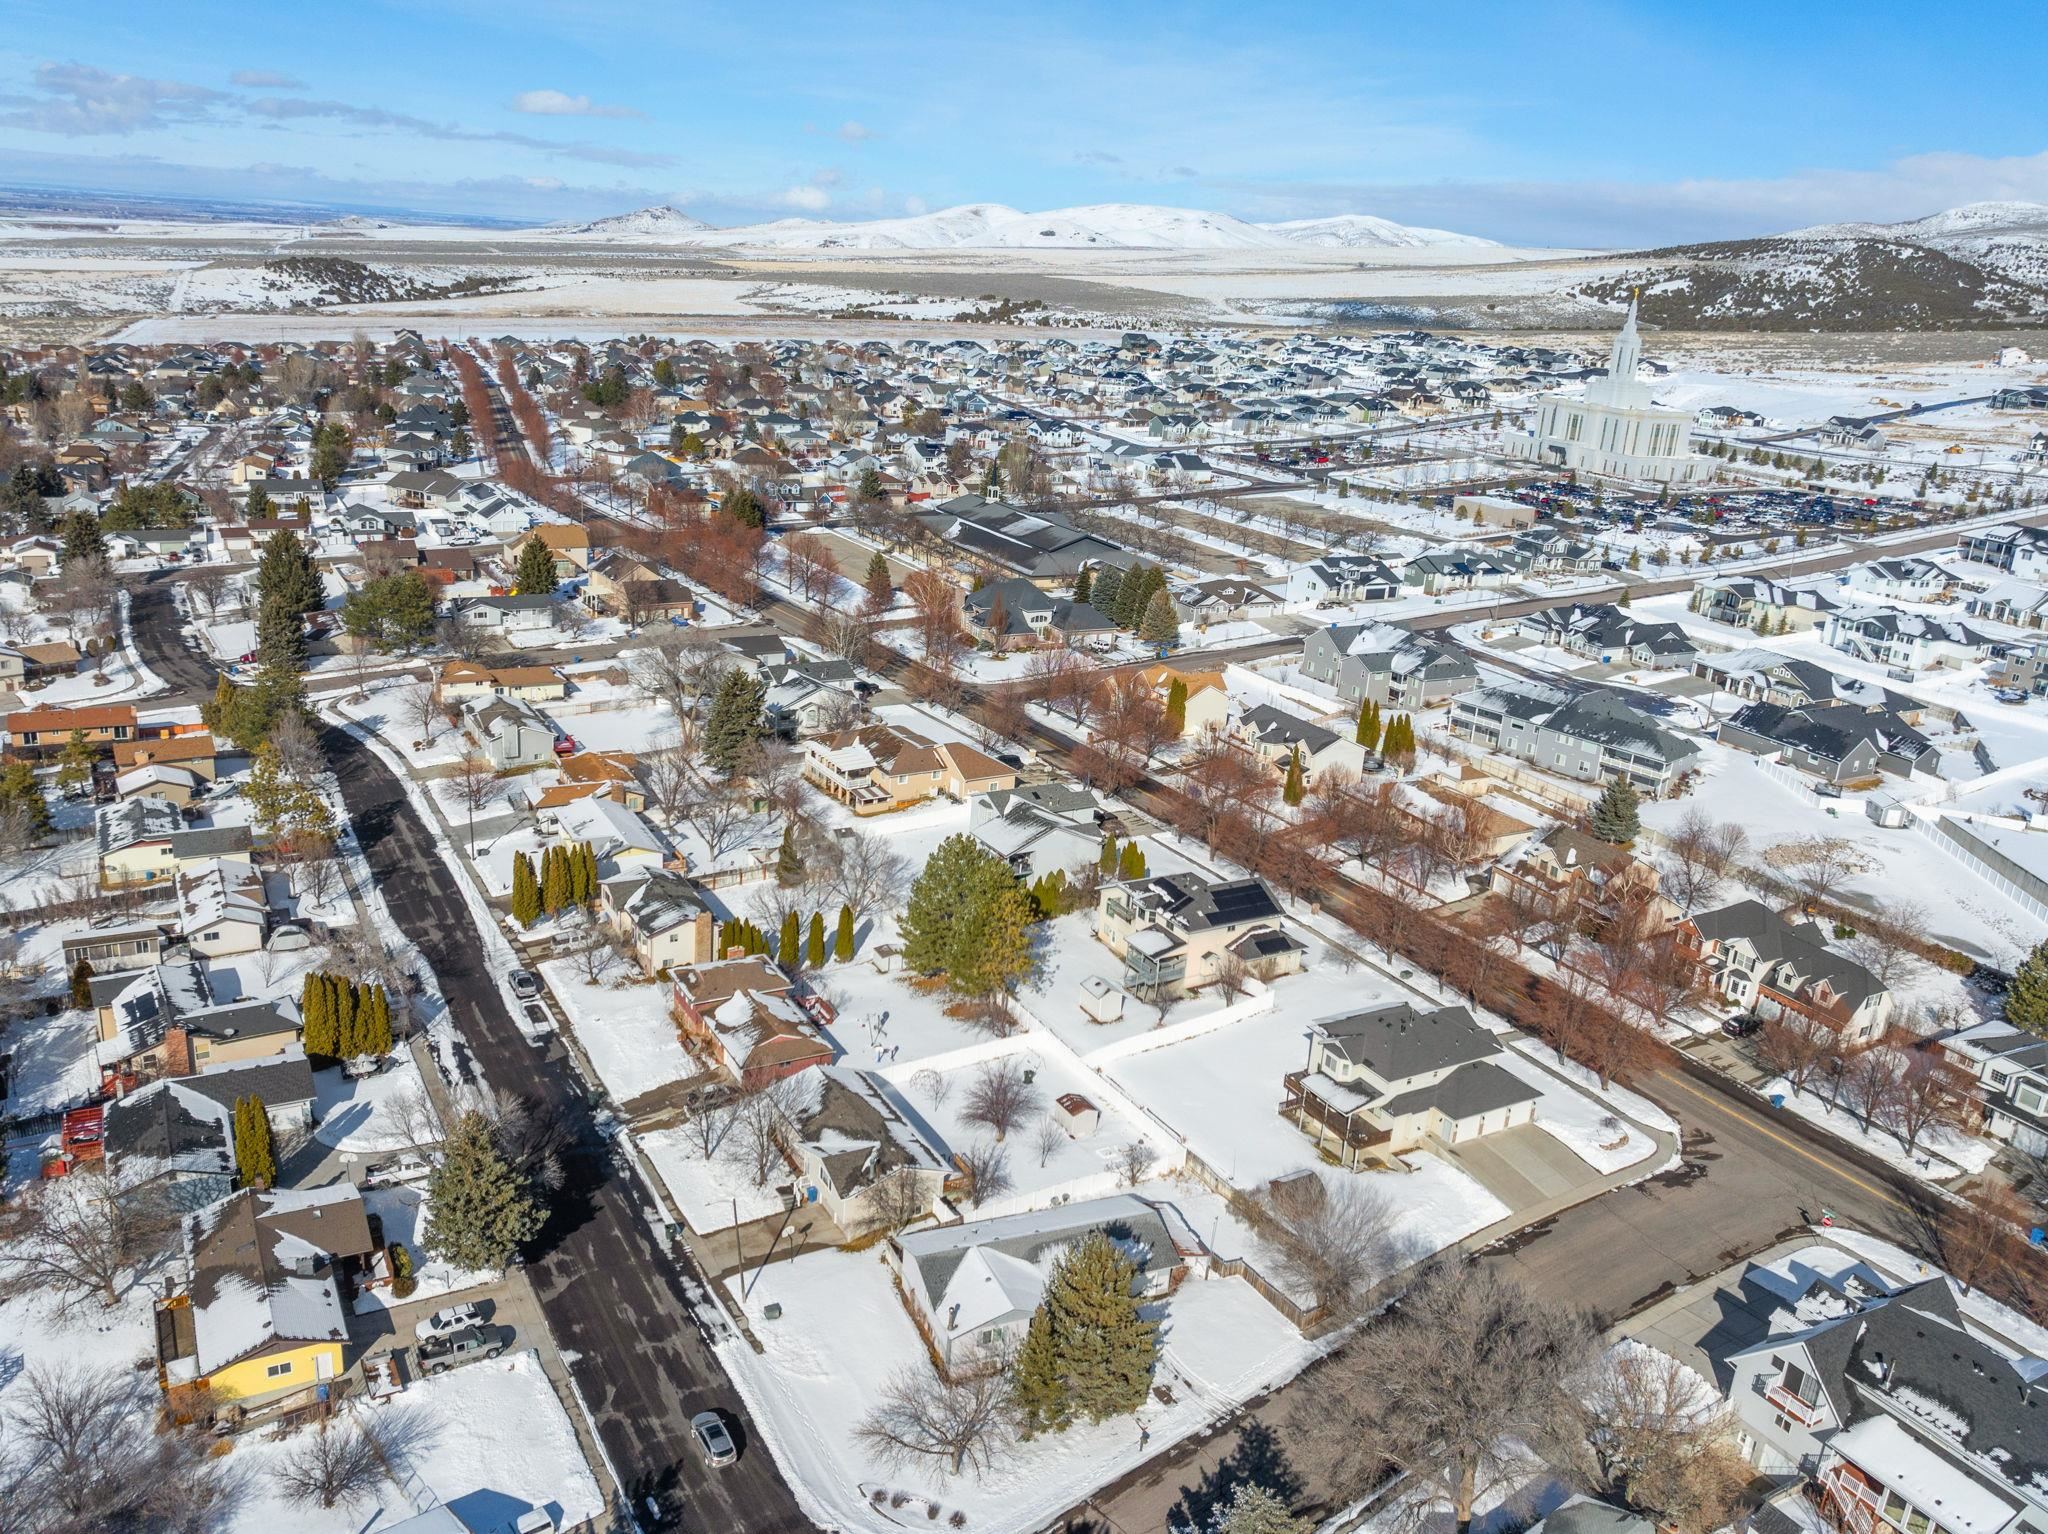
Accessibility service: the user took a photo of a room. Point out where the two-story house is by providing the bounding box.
[1093,872,1304,999]
[1678,900,1895,1044]
[1300,622,1478,710]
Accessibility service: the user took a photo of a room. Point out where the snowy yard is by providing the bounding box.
[539,959,696,1105]
[0,1008,98,1117]
[636,1122,787,1232]
[313,1054,439,1154]
[352,1184,494,1313]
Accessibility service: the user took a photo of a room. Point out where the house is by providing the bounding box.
[383,468,464,509]
[102,1079,234,1209]
[1489,825,1675,926]
[602,868,715,977]
[1957,523,2048,581]
[1137,663,1232,737]
[97,797,252,888]
[762,659,864,737]
[4,702,138,754]
[1824,609,1994,672]
[1944,1024,2048,1158]
[1285,555,1402,606]
[670,956,834,1087]
[1448,684,1699,795]
[1717,700,1938,783]
[1723,1255,2048,1534]
[1094,871,1305,1000]
[457,593,560,638]
[785,1066,950,1236]
[1816,414,1885,450]
[1300,622,1477,709]
[112,733,219,782]
[1231,703,1368,786]
[1281,1001,1539,1169]
[174,859,269,955]
[114,761,204,806]
[911,495,1132,585]
[963,577,1115,644]
[61,925,164,970]
[435,660,567,704]
[1182,577,1282,621]
[802,725,1016,815]
[1501,528,1604,578]
[94,963,302,1088]
[888,1195,1189,1367]
[459,695,558,771]
[157,1185,376,1418]
[543,793,667,874]
[1515,603,1696,668]
[556,749,647,812]
[1678,900,1895,1043]
[1845,557,1950,603]
[1400,548,1516,595]
[1693,650,1918,717]
[1690,577,1838,633]
[969,781,1112,879]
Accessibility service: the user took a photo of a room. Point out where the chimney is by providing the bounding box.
[694,911,716,965]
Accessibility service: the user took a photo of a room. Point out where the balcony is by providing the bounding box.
[1282,1070,1394,1150]
[1763,1377,1824,1426]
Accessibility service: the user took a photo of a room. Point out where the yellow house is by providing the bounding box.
[1137,664,1231,738]
[158,1185,374,1420]
[435,659,569,704]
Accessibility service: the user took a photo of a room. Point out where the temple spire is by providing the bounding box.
[1608,290,1642,384]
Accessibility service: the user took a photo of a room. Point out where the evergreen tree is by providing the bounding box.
[1282,746,1305,807]
[55,729,94,796]
[2005,939,2048,1036]
[301,971,338,1058]
[1164,677,1187,735]
[775,824,802,885]
[256,591,307,670]
[60,510,105,564]
[1090,565,1124,626]
[513,534,559,596]
[423,1111,544,1271]
[578,842,599,905]
[1588,775,1641,845]
[68,957,94,1010]
[806,912,826,969]
[542,845,568,914]
[512,851,541,927]
[703,669,767,776]
[1209,1486,1309,1534]
[361,987,393,1056]
[245,738,334,850]
[1071,567,1092,606]
[1118,841,1147,880]
[336,978,362,1059]
[863,551,893,611]
[1099,834,1118,874]
[255,528,322,616]
[835,904,855,962]
[233,1096,276,1190]
[1010,1233,1159,1436]
[310,422,351,491]
[1139,588,1179,647]
[721,484,767,529]
[1356,700,1380,751]
[900,834,1034,997]
[780,909,801,964]
[0,760,51,841]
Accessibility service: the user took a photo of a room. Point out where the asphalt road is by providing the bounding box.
[131,584,813,1534]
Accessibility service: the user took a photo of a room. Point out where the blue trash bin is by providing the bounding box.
[1770,1093,1786,1109]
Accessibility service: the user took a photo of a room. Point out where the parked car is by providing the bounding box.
[1811,780,1844,799]
[691,1410,738,1467]
[1722,1014,1763,1039]
[417,1325,506,1374]
[341,1054,389,1080]
[360,1154,432,1189]
[414,1303,486,1342]
[509,970,541,1001]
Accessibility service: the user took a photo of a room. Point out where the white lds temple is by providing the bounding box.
[1509,295,1704,484]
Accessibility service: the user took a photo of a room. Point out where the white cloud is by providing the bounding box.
[511,89,642,120]
[903,195,927,215]
[0,63,223,134]
[836,120,873,142]
[523,176,564,190]
[229,69,304,90]
[781,185,830,211]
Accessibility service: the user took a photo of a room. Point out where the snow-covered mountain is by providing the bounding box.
[539,201,1493,252]
[543,205,715,240]
[1788,201,2048,287]
[1261,213,1499,250]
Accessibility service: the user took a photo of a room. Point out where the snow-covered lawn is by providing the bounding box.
[312,1054,438,1154]
[1496,1045,1668,1175]
[352,1184,494,1313]
[1758,1077,1998,1182]
[220,1350,601,1534]
[539,959,695,1105]
[636,1123,786,1233]
[0,1008,98,1117]
[721,1245,1319,1534]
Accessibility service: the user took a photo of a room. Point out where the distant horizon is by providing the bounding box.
[5,1,2047,247]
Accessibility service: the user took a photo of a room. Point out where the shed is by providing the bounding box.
[1079,973,1125,1024]
[1864,794,1911,829]
[1052,1092,1102,1138]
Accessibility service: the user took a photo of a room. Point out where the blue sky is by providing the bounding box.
[3,0,2044,245]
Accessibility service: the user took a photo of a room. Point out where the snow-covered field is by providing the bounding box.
[539,959,696,1106]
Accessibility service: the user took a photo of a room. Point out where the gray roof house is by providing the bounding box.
[1681,900,1894,1044]
[460,694,558,770]
[1300,622,1477,709]
[1282,1001,1539,1167]
[888,1194,1190,1366]
[786,1066,949,1238]
[968,782,1110,880]
[1449,683,1700,794]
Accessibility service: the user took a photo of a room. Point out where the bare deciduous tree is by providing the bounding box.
[1845,898,1930,989]
[1292,1261,1597,1534]
[819,831,911,925]
[911,1067,952,1111]
[0,1166,177,1314]
[0,1364,225,1531]
[1659,809,1749,915]
[1576,1346,1754,1534]
[1255,1177,1409,1322]
[1032,1116,1067,1169]
[399,680,444,746]
[954,1139,1012,1208]
[961,1059,1043,1142]
[1114,1138,1159,1188]
[724,1075,802,1189]
[855,1364,1018,1478]
[1773,835,1861,909]
[276,1416,387,1510]
[1882,1046,1970,1159]
[628,627,730,721]
[865,1164,933,1232]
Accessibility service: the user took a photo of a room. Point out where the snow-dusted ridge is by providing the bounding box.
[1790,200,2048,242]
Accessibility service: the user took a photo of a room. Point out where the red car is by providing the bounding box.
[553,736,577,756]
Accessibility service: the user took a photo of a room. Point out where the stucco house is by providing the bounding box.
[1094,871,1304,1000]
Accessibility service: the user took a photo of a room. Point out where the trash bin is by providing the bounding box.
[1770,1093,1786,1109]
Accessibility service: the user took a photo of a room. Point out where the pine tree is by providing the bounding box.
[204,673,245,743]
[542,845,568,915]
[1282,745,1305,807]
[1164,677,1187,735]
[775,824,802,886]
[1090,566,1124,624]
[1118,841,1147,880]
[513,534,559,596]
[1139,587,1179,647]
[1071,567,1092,606]
[255,591,307,671]
[863,551,893,611]
[703,669,767,776]
[255,528,321,616]
[1588,775,1641,846]
[234,1096,276,1190]
[1099,834,1118,874]
[301,971,338,1059]
[580,842,599,905]
[337,979,363,1059]
[806,912,826,969]
[834,904,855,962]
[55,729,94,796]
[1210,1485,1310,1534]
[780,909,801,964]
[2006,939,2048,1036]
[900,834,1035,997]
[1010,1233,1159,1436]
[68,957,94,1010]
[512,851,540,927]
[362,987,393,1055]
[0,761,48,841]
[1356,700,1379,751]
[423,1111,544,1271]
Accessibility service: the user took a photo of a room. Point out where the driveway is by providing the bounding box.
[1435,1124,1599,1210]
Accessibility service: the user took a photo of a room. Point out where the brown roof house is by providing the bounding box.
[671,956,835,1087]
[802,724,1015,815]
[785,1066,950,1236]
